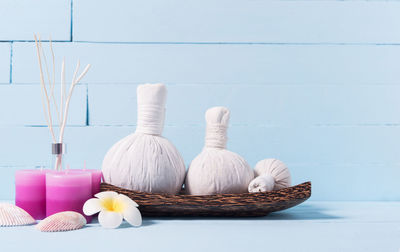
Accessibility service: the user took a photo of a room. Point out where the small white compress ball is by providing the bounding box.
[185,106,254,195]
[102,83,186,194]
[248,158,291,193]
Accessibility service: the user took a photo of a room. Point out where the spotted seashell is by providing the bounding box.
[0,203,36,227]
[36,211,86,232]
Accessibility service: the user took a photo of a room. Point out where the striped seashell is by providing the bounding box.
[0,203,36,227]
[36,211,86,232]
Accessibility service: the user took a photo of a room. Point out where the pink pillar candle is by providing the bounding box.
[15,169,48,220]
[90,170,102,196]
[69,169,102,196]
[46,171,92,222]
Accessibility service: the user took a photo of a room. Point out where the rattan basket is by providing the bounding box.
[100,181,311,217]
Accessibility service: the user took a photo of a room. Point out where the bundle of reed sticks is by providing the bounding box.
[34,34,91,171]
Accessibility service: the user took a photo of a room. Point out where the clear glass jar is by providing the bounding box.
[51,143,66,171]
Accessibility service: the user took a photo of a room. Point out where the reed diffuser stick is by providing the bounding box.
[38,37,60,122]
[34,34,91,171]
[59,63,91,143]
[49,38,60,124]
[60,58,65,126]
[34,35,56,142]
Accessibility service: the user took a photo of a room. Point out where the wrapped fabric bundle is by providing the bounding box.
[185,106,254,195]
[248,158,291,193]
[102,83,186,194]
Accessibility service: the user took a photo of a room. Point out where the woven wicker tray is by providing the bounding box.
[100,181,311,217]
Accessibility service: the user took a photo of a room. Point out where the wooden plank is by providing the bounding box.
[269,202,400,223]
[0,202,399,251]
[0,84,87,126]
[74,0,400,43]
[1,125,399,168]
[88,84,400,126]
[0,43,10,83]
[0,125,399,200]
[0,0,71,41]
[12,42,400,84]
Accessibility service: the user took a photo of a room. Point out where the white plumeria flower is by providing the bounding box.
[83,191,142,229]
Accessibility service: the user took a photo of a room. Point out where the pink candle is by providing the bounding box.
[46,171,92,222]
[15,169,48,220]
[89,170,103,196]
[69,169,102,196]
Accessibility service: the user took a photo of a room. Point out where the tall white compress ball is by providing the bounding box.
[102,83,186,194]
[185,106,254,195]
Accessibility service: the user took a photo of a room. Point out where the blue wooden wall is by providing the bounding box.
[0,0,399,200]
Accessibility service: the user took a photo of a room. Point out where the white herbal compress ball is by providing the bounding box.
[102,83,186,194]
[185,106,254,195]
[248,159,291,193]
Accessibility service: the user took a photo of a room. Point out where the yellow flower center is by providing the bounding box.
[101,198,125,213]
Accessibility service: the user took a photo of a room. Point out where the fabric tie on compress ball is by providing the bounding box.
[204,106,229,149]
[205,124,227,149]
[135,83,167,136]
[136,105,165,136]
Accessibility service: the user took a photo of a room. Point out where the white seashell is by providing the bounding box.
[0,203,36,226]
[36,211,86,232]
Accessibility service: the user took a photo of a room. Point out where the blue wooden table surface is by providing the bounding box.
[1,201,398,252]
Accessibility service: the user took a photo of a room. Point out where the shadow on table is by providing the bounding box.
[118,219,156,228]
[84,204,340,224]
[265,204,340,220]
[146,204,340,221]
[85,217,157,228]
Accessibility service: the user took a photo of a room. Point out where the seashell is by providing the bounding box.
[36,211,86,232]
[0,203,36,227]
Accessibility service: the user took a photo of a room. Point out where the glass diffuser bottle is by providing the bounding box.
[52,143,66,171]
